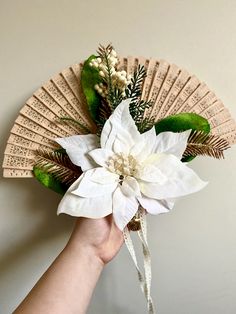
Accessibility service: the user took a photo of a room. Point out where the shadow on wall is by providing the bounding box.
[0,176,74,275]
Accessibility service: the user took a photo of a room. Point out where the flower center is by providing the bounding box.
[106,153,138,179]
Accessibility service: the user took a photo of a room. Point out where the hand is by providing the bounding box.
[14,214,124,314]
[67,215,124,265]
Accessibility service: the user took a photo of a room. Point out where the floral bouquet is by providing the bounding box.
[3,45,235,313]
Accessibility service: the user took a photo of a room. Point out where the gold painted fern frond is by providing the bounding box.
[184,131,230,159]
[35,150,82,186]
[97,43,113,57]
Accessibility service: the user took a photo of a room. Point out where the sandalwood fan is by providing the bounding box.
[3,55,236,177]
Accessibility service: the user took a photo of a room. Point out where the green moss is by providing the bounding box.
[33,166,67,195]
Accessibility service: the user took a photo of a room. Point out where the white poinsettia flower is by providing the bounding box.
[56,99,207,230]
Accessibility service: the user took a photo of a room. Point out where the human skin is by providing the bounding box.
[14,215,124,314]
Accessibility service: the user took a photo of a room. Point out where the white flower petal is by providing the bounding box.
[136,156,168,184]
[100,119,113,149]
[113,187,139,230]
[55,134,99,171]
[131,126,157,161]
[57,177,112,218]
[88,148,113,167]
[100,99,140,154]
[89,167,119,184]
[138,195,172,215]
[139,154,208,199]
[120,176,141,197]
[112,126,135,154]
[72,168,117,198]
[163,198,175,210]
[153,130,191,159]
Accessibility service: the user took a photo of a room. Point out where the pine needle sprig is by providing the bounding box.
[34,150,82,186]
[125,64,146,104]
[137,116,155,133]
[112,86,124,109]
[125,64,155,132]
[130,99,155,133]
[184,131,230,159]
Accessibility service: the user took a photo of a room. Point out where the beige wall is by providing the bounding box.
[1,0,236,313]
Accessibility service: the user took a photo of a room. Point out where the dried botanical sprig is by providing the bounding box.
[34,149,82,186]
[184,130,230,159]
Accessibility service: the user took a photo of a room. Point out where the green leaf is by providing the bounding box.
[155,113,210,134]
[33,166,67,195]
[154,113,211,162]
[81,55,102,122]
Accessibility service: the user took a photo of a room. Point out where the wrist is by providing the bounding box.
[66,217,124,265]
[66,236,105,269]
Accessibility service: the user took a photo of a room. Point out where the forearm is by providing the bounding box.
[14,216,123,314]
[14,241,104,314]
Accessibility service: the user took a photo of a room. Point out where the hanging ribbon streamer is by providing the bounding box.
[123,207,156,314]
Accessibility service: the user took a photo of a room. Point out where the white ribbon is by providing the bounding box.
[123,208,156,314]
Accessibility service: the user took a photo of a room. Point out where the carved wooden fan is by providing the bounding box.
[3,56,236,178]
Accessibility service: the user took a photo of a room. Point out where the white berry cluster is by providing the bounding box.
[89,49,132,97]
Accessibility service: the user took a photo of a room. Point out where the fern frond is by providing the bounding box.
[96,98,113,135]
[97,43,113,57]
[184,131,230,159]
[97,44,119,109]
[59,117,92,133]
[34,150,82,186]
